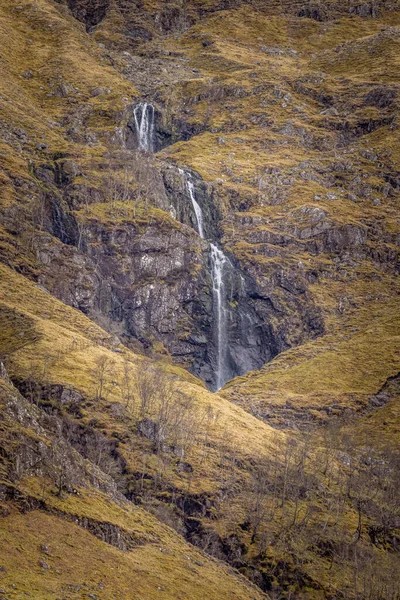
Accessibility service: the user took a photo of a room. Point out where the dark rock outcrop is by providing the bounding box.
[64,0,110,31]
[34,155,327,389]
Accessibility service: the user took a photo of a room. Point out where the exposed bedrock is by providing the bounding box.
[62,0,393,39]
[64,0,110,31]
[29,158,324,389]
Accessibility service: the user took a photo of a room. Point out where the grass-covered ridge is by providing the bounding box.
[0,262,283,490]
[224,289,400,425]
[1,261,399,599]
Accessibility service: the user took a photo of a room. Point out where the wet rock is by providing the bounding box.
[109,403,126,419]
[0,362,11,384]
[177,461,193,473]
[46,195,80,246]
[54,83,72,98]
[320,106,339,116]
[66,0,110,30]
[297,3,329,21]
[138,418,158,442]
[349,2,380,17]
[323,224,367,252]
[364,86,396,108]
[162,165,221,241]
[35,162,326,390]
[369,374,400,409]
[34,164,55,185]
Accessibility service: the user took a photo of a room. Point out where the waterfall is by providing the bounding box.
[133,102,155,152]
[210,243,229,391]
[181,171,231,391]
[187,180,205,239]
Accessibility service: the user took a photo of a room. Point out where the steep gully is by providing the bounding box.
[134,102,267,391]
[32,98,316,392]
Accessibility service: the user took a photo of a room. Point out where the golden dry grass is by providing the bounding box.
[0,505,267,600]
[0,262,285,497]
[0,2,399,598]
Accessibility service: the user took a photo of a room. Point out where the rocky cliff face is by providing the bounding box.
[31,151,323,390]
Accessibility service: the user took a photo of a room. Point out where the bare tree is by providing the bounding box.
[121,356,135,411]
[246,462,271,543]
[103,154,136,213]
[92,355,114,404]
[134,362,159,418]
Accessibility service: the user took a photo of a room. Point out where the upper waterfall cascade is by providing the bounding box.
[134,102,155,152]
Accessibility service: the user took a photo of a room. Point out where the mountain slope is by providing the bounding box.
[0,376,267,600]
[0,0,399,598]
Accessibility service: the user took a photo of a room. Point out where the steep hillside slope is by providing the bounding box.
[0,0,399,598]
[224,291,400,427]
[0,375,267,600]
[0,262,278,598]
[1,263,399,599]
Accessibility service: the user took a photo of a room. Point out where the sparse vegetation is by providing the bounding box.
[0,0,399,598]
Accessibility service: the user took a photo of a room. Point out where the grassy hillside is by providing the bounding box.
[0,377,267,600]
[0,0,399,598]
[152,3,400,423]
[224,288,400,426]
[1,262,399,599]
[0,262,284,488]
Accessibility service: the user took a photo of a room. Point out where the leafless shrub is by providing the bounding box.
[92,355,115,403]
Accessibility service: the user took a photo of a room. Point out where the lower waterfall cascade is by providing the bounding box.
[182,171,234,391]
[209,243,230,391]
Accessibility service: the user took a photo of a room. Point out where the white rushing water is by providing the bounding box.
[210,243,229,391]
[187,180,205,239]
[181,170,230,391]
[133,102,155,152]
